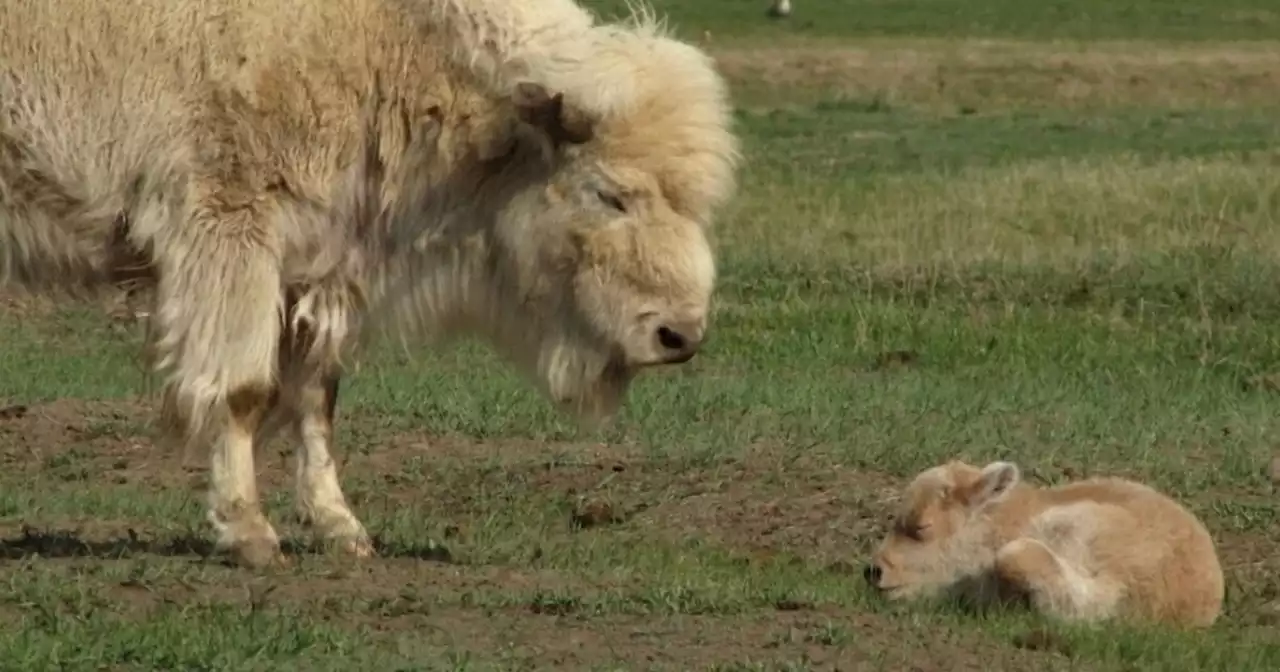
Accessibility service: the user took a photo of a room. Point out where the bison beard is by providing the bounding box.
[541,343,636,423]
[0,0,739,569]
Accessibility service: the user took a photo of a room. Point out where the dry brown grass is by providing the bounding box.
[728,154,1280,271]
[713,39,1280,111]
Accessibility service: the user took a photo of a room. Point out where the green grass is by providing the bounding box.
[4,1,1280,670]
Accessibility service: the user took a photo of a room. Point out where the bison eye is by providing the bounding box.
[596,190,627,213]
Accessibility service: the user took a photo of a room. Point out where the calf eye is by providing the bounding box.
[898,521,929,540]
[596,190,627,213]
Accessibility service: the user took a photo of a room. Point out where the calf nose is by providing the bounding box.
[863,563,883,586]
[655,321,704,363]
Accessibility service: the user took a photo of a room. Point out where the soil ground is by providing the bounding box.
[0,397,1107,670]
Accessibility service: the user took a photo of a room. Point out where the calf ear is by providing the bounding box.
[966,461,1020,508]
[512,82,596,146]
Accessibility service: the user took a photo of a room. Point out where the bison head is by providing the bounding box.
[865,461,1023,602]
[473,32,739,423]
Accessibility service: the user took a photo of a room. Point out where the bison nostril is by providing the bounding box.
[863,563,882,586]
[656,325,687,352]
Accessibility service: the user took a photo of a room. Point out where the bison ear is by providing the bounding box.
[512,81,596,146]
[965,461,1020,508]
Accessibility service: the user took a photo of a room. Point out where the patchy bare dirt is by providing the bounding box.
[0,286,146,322]
[0,397,1275,669]
[0,288,63,319]
[0,398,911,667]
[0,398,207,493]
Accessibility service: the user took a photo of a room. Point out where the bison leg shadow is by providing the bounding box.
[0,526,457,565]
[0,526,221,560]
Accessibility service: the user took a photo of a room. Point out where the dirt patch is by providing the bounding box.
[346,433,909,567]
[630,451,902,566]
[0,397,208,493]
[352,607,1040,671]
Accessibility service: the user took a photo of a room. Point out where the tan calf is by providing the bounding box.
[865,460,1224,628]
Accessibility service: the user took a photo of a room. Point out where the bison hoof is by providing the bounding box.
[314,533,376,559]
[343,536,377,559]
[209,510,286,569]
[225,537,291,570]
[300,511,375,559]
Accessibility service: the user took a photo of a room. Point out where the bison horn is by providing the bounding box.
[512,81,595,146]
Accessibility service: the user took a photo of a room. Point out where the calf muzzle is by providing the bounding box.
[863,563,884,587]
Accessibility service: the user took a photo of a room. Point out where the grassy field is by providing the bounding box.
[4,0,1280,669]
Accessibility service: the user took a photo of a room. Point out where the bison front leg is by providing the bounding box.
[208,385,287,568]
[293,373,373,557]
[150,202,288,569]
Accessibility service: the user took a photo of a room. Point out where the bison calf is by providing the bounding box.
[865,460,1224,628]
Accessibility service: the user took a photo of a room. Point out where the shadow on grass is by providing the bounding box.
[0,526,216,560]
[0,526,455,563]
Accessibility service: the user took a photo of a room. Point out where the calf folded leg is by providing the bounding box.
[995,537,1121,623]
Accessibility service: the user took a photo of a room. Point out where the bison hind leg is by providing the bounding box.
[289,372,373,558]
[279,287,372,559]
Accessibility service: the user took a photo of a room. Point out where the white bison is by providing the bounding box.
[0,0,740,568]
[865,460,1224,628]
